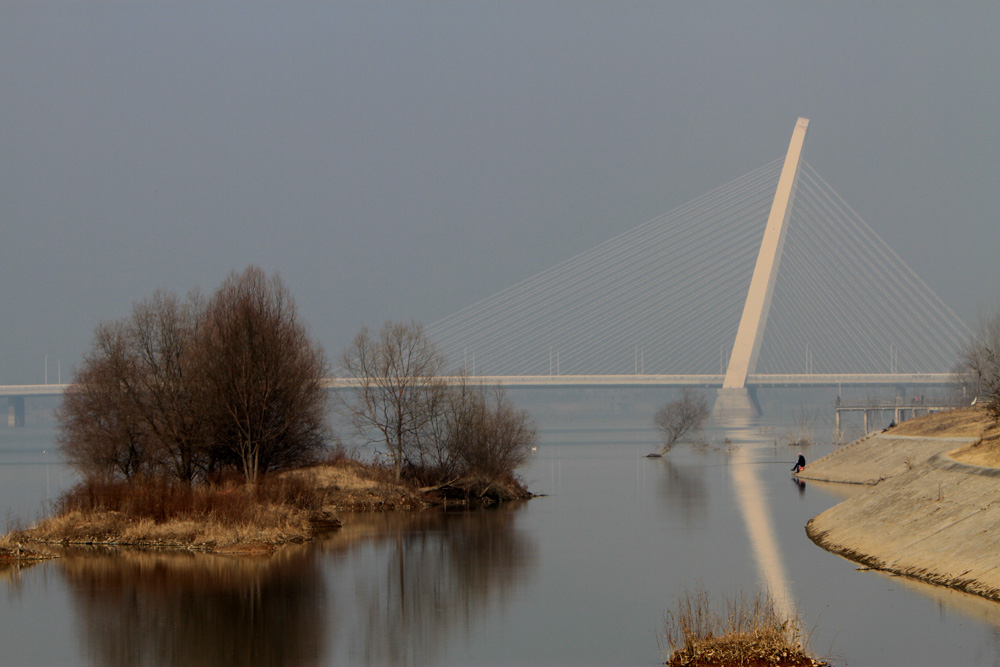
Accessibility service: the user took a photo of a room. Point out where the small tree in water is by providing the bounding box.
[654,388,710,455]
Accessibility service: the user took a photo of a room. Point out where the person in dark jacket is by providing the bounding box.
[791,453,806,473]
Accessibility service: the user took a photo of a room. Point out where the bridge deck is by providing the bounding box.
[0,373,956,397]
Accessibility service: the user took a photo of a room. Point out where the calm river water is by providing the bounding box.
[2,396,1000,666]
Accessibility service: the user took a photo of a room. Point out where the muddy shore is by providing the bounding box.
[802,408,1000,600]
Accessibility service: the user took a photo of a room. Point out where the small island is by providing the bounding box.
[1,454,531,559]
[2,267,535,561]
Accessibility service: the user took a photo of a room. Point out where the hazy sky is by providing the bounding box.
[2,3,998,384]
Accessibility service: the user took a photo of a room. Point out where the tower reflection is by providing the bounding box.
[722,416,796,620]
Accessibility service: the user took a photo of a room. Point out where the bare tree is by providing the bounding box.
[59,267,330,485]
[408,375,465,483]
[59,323,150,481]
[654,388,710,455]
[447,382,535,481]
[338,321,447,481]
[393,372,536,487]
[192,267,331,483]
[59,293,206,483]
[127,290,208,482]
[957,307,1000,421]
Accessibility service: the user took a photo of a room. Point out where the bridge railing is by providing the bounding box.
[0,373,960,397]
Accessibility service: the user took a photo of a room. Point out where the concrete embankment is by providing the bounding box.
[801,412,1000,601]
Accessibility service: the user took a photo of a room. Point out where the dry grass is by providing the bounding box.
[662,587,827,667]
[6,460,430,554]
[283,458,425,510]
[857,405,1000,468]
[4,454,532,557]
[949,419,1000,468]
[0,532,57,563]
[13,476,325,550]
[889,406,988,437]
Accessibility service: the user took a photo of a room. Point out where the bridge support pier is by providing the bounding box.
[712,387,762,420]
[8,396,25,427]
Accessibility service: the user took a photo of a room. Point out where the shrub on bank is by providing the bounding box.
[338,321,538,486]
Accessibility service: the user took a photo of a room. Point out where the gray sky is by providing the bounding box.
[2,2,997,384]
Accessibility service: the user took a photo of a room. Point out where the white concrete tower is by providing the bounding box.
[715,117,809,417]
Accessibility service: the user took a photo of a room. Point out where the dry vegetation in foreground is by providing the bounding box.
[3,456,531,557]
[661,588,828,667]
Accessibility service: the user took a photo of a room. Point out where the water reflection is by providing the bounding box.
[720,417,796,620]
[0,559,38,595]
[59,546,326,667]
[657,456,708,526]
[318,505,537,665]
[888,569,1000,630]
[10,413,1000,666]
[55,504,536,667]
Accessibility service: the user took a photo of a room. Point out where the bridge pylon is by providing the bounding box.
[7,396,25,427]
[714,117,809,418]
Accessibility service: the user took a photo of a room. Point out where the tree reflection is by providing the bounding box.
[56,503,536,667]
[319,504,536,666]
[657,456,709,526]
[58,546,325,667]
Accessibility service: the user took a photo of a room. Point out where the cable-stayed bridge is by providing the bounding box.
[424,118,966,414]
[0,119,968,422]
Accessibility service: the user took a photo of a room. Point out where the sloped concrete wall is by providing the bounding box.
[801,432,1000,600]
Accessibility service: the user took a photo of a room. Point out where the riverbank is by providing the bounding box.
[1,459,531,559]
[802,407,1000,600]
